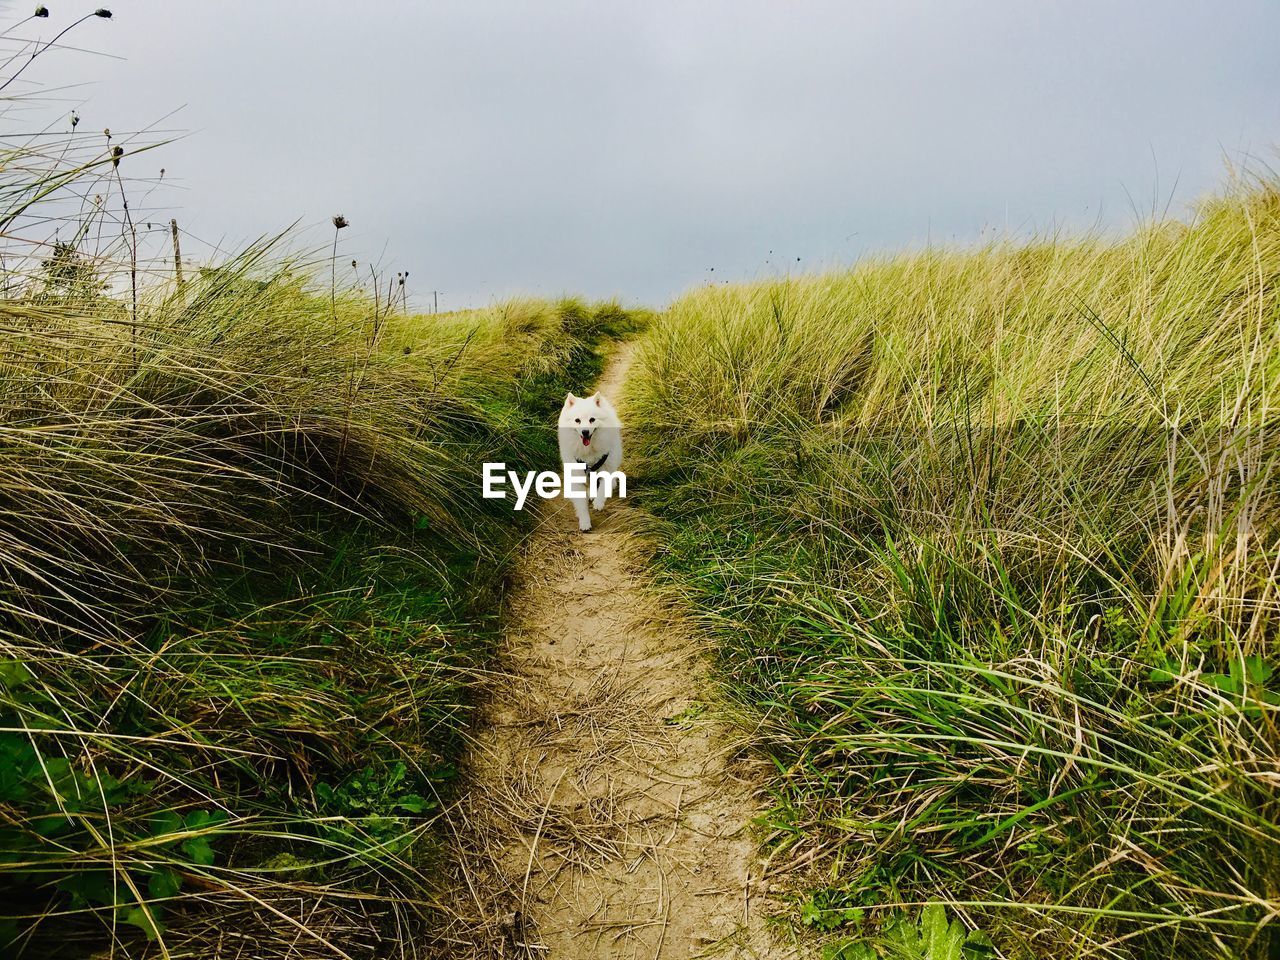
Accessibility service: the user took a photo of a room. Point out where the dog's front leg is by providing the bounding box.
[569,491,592,531]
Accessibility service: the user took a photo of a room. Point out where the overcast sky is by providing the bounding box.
[6,0,1279,309]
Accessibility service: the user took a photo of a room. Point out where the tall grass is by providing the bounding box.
[0,93,642,956]
[0,269,635,957]
[626,175,1280,958]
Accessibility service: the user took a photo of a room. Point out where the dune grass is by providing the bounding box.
[0,224,641,955]
[0,24,653,952]
[626,174,1280,959]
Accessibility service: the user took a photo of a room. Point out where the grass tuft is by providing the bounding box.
[0,120,642,956]
[626,173,1280,959]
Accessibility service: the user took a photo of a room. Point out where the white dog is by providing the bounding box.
[558,391,624,532]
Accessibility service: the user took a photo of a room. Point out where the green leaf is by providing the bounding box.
[149,808,182,838]
[33,812,73,837]
[962,931,996,957]
[42,758,86,805]
[1202,672,1241,695]
[920,903,966,960]
[183,808,227,830]
[0,734,37,802]
[178,808,227,865]
[885,910,923,953]
[395,794,431,814]
[121,905,164,941]
[1241,655,1273,685]
[0,660,33,690]
[182,835,216,866]
[56,870,118,907]
[147,867,182,900]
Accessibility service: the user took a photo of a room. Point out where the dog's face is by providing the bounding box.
[559,392,609,447]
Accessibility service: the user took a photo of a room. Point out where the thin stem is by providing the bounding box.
[0,13,97,95]
[112,158,137,362]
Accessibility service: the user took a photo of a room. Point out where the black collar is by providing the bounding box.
[576,451,610,472]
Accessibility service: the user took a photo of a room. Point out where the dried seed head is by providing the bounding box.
[35,5,49,18]
[332,215,348,229]
[94,7,112,17]
[111,145,123,167]
[351,259,357,269]
[69,111,79,129]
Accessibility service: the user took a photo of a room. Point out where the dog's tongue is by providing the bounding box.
[582,436,590,447]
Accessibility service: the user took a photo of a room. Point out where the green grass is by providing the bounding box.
[0,32,651,952]
[0,226,641,954]
[625,174,1280,959]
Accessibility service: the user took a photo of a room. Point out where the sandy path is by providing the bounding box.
[447,345,800,959]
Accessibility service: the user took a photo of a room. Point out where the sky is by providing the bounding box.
[4,0,1279,309]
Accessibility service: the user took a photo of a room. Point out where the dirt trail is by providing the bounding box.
[450,345,800,959]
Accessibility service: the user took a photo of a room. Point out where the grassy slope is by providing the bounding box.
[0,255,643,958]
[626,178,1280,959]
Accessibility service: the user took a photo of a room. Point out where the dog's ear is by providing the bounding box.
[593,394,601,407]
[564,392,577,407]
